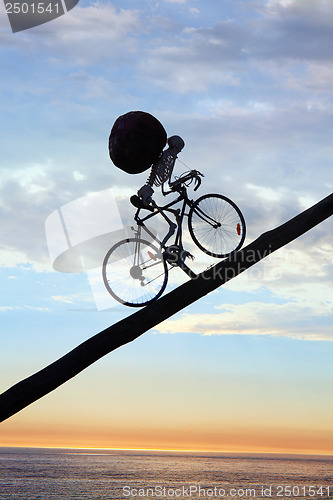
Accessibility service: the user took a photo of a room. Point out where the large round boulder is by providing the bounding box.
[109,111,167,174]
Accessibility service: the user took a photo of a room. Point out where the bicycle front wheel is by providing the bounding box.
[102,238,168,307]
[188,194,246,258]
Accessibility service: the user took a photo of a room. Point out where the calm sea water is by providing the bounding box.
[0,448,332,500]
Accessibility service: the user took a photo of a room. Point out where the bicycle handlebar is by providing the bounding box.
[169,169,204,191]
[192,170,204,190]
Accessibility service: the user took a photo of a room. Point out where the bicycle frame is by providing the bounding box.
[132,187,198,279]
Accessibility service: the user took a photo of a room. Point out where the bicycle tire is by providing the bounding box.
[188,193,246,258]
[102,237,168,307]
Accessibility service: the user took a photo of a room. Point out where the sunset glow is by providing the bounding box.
[1,0,332,457]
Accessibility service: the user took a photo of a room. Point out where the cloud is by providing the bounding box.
[138,21,247,93]
[52,295,74,304]
[0,0,332,277]
[189,8,200,16]
[1,3,144,77]
[263,0,333,21]
[252,0,333,61]
[0,305,50,312]
[154,229,333,341]
[139,49,240,93]
[137,0,333,96]
[0,306,16,312]
[155,298,333,341]
[303,63,333,92]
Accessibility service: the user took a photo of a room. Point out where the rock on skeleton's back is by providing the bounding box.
[108,111,167,175]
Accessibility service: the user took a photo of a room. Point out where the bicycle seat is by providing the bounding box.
[130,195,154,211]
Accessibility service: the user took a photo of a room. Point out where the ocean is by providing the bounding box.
[0,448,332,500]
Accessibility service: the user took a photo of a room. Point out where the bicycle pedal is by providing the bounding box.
[147,251,157,261]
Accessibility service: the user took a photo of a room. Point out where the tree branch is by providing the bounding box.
[1,193,332,423]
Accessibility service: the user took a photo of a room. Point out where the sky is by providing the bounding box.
[0,0,332,454]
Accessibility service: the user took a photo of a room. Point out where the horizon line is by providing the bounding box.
[1,445,332,458]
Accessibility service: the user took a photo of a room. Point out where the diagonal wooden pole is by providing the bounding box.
[0,193,332,423]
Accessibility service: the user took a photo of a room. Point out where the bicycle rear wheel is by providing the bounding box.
[188,194,246,258]
[102,237,168,307]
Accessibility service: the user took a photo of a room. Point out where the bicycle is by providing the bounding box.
[102,136,246,307]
